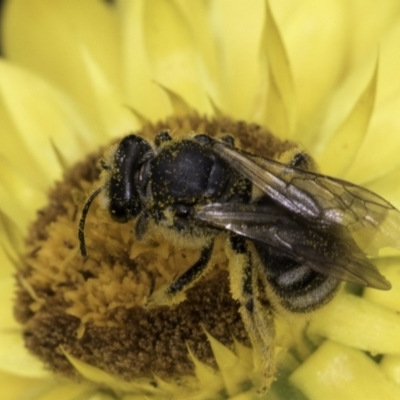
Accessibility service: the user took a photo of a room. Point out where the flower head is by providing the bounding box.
[2,1,400,399]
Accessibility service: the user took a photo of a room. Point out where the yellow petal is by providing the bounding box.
[186,346,223,390]
[151,376,186,396]
[0,370,53,400]
[0,330,51,378]
[86,393,117,400]
[0,156,46,229]
[143,0,211,115]
[381,355,400,386]
[366,165,400,210]
[343,19,400,183]
[227,392,255,400]
[0,61,92,184]
[315,56,376,158]
[0,94,50,193]
[344,94,400,184]
[271,0,348,143]
[317,61,378,176]
[156,84,197,117]
[62,349,158,395]
[364,258,400,312]
[174,0,225,113]
[259,0,296,138]
[346,0,400,68]
[374,17,400,105]
[3,0,121,134]
[119,0,172,121]
[208,0,264,118]
[290,341,400,400]
[233,338,253,368]
[204,330,251,397]
[0,210,24,260]
[0,247,15,280]
[4,0,121,85]
[0,277,21,330]
[36,382,96,400]
[80,47,140,141]
[122,395,154,400]
[307,292,400,355]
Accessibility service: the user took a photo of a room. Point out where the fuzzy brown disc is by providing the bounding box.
[15,116,295,380]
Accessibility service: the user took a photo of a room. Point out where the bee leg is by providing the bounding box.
[146,239,215,307]
[226,235,276,392]
[278,147,319,172]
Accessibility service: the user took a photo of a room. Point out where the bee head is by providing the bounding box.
[78,135,153,257]
[107,135,153,222]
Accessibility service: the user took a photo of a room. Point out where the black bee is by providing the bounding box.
[78,131,400,389]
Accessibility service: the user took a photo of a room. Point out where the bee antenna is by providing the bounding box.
[78,187,103,257]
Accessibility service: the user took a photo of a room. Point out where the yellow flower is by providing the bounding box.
[2,0,400,399]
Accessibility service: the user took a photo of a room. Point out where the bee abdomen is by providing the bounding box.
[256,245,340,313]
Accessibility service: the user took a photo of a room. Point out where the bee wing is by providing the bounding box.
[194,202,391,290]
[211,141,400,255]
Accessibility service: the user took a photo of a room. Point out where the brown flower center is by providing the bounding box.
[14,116,295,381]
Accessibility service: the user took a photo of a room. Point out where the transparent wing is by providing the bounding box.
[211,140,400,255]
[194,202,391,290]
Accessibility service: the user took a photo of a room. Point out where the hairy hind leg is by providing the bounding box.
[226,235,276,393]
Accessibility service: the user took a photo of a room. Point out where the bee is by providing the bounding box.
[78,131,400,390]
